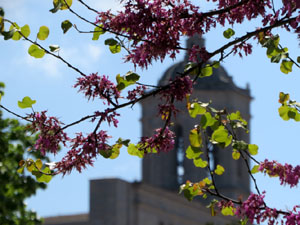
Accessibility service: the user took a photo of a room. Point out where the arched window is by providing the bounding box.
[175,126,185,184]
[207,128,219,171]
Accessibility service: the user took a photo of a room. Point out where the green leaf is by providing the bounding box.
[105,38,118,46]
[184,62,199,76]
[17,167,24,174]
[193,157,208,168]
[49,45,60,52]
[221,207,235,216]
[212,61,220,68]
[50,1,62,13]
[287,108,300,121]
[200,65,213,77]
[232,140,248,151]
[251,165,260,174]
[116,72,140,91]
[212,126,229,144]
[186,145,202,159]
[279,92,289,104]
[99,149,112,158]
[212,126,232,148]
[0,7,4,17]
[297,56,300,64]
[34,167,52,183]
[0,93,2,103]
[223,28,235,39]
[189,128,202,148]
[61,20,72,34]
[51,0,72,12]
[10,23,21,41]
[232,150,240,160]
[280,60,293,74]
[21,24,30,38]
[28,44,45,58]
[35,159,42,170]
[0,16,4,33]
[278,105,290,121]
[18,96,36,109]
[2,29,15,40]
[127,144,144,158]
[109,44,121,54]
[125,71,140,82]
[92,25,105,40]
[37,26,50,40]
[200,112,217,129]
[214,164,225,175]
[188,103,206,118]
[110,144,121,159]
[248,144,258,155]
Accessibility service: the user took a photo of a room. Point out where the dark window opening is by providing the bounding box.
[175,126,185,184]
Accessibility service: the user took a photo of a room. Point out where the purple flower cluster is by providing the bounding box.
[140,127,175,153]
[235,192,279,224]
[94,110,120,128]
[188,45,211,63]
[232,42,253,58]
[161,75,193,102]
[126,85,147,101]
[96,0,297,68]
[285,207,300,225]
[74,73,120,105]
[56,131,111,174]
[31,111,69,155]
[259,159,300,188]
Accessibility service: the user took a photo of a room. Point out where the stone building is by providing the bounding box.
[44,37,251,225]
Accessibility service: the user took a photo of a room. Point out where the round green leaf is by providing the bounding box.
[200,65,213,77]
[223,28,235,39]
[193,157,208,168]
[248,144,258,155]
[280,60,293,74]
[109,44,121,54]
[18,96,36,109]
[189,128,202,148]
[105,38,118,46]
[186,145,202,159]
[221,207,235,216]
[28,44,45,58]
[37,26,49,40]
[214,165,225,175]
[127,144,144,158]
[189,103,206,118]
[21,24,30,38]
[251,165,260,174]
[61,20,72,34]
[232,150,240,160]
[92,25,106,40]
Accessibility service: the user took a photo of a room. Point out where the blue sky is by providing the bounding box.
[1,0,300,218]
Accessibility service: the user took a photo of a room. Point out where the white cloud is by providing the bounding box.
[58,43,104,71]
[1,0,28,22]
[87,44,103,62]
[24,53,61,77]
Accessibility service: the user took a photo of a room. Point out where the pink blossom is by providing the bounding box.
[259,159,300,188]
[140,127,175,153]
[30,111,69,155]
[56,131,111,174]
[74,73,120,105]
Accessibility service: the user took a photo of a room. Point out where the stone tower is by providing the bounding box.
[141,37,251,200]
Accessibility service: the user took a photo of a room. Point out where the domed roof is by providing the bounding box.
[158,36,250,96]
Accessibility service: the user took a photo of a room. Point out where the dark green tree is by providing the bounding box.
[0,82,48,225]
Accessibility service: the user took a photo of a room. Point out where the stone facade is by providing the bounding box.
[44,37,251,225]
